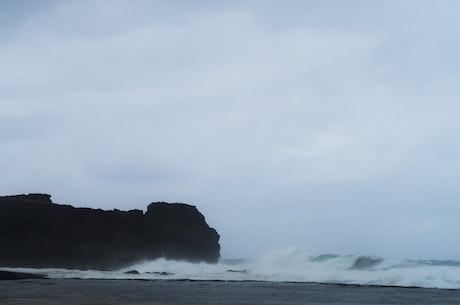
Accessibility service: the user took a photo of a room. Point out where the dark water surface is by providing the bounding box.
[1,279,460,305]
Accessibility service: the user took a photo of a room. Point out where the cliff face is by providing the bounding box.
[0,194,220,270]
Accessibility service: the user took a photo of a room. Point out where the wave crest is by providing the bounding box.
[4,248,460,289]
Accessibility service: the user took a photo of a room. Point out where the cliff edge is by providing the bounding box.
[0,194,220,270]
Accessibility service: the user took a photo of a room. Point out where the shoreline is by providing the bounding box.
[1,278,460,305]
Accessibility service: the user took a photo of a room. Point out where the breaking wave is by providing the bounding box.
[3,247,460,289]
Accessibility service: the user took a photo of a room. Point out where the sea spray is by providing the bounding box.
[2,248,460,289]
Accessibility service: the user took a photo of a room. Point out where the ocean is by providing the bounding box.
[2,248,460,304]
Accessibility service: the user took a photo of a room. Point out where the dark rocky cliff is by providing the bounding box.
[0,194,220,270]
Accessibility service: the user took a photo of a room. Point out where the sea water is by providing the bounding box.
[3,248,460,289]
[3,279,460,305]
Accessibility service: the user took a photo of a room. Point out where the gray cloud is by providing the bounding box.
[1,0,460,260]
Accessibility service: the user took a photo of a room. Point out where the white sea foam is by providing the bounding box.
[3,248,460,289]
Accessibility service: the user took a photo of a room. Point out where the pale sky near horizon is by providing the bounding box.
[1,0,460,260]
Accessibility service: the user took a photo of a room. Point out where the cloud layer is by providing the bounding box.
[1,0,460,259]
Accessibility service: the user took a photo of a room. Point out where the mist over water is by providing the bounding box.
[4,248,460,289]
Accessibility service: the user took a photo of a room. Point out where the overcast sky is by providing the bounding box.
[1,0,460,260]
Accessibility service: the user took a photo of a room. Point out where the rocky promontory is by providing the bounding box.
[0,194,220,270]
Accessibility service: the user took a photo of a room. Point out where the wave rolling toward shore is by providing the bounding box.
[2,248,460,289]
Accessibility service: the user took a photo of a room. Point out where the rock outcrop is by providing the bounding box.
[0,194,220,270]
[0,271,47,280]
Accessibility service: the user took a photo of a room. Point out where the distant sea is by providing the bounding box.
[2,248,460,304]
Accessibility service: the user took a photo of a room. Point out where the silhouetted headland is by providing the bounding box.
[0,193,220,270]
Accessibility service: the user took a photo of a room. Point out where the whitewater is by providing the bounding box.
[3,248,460,289]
